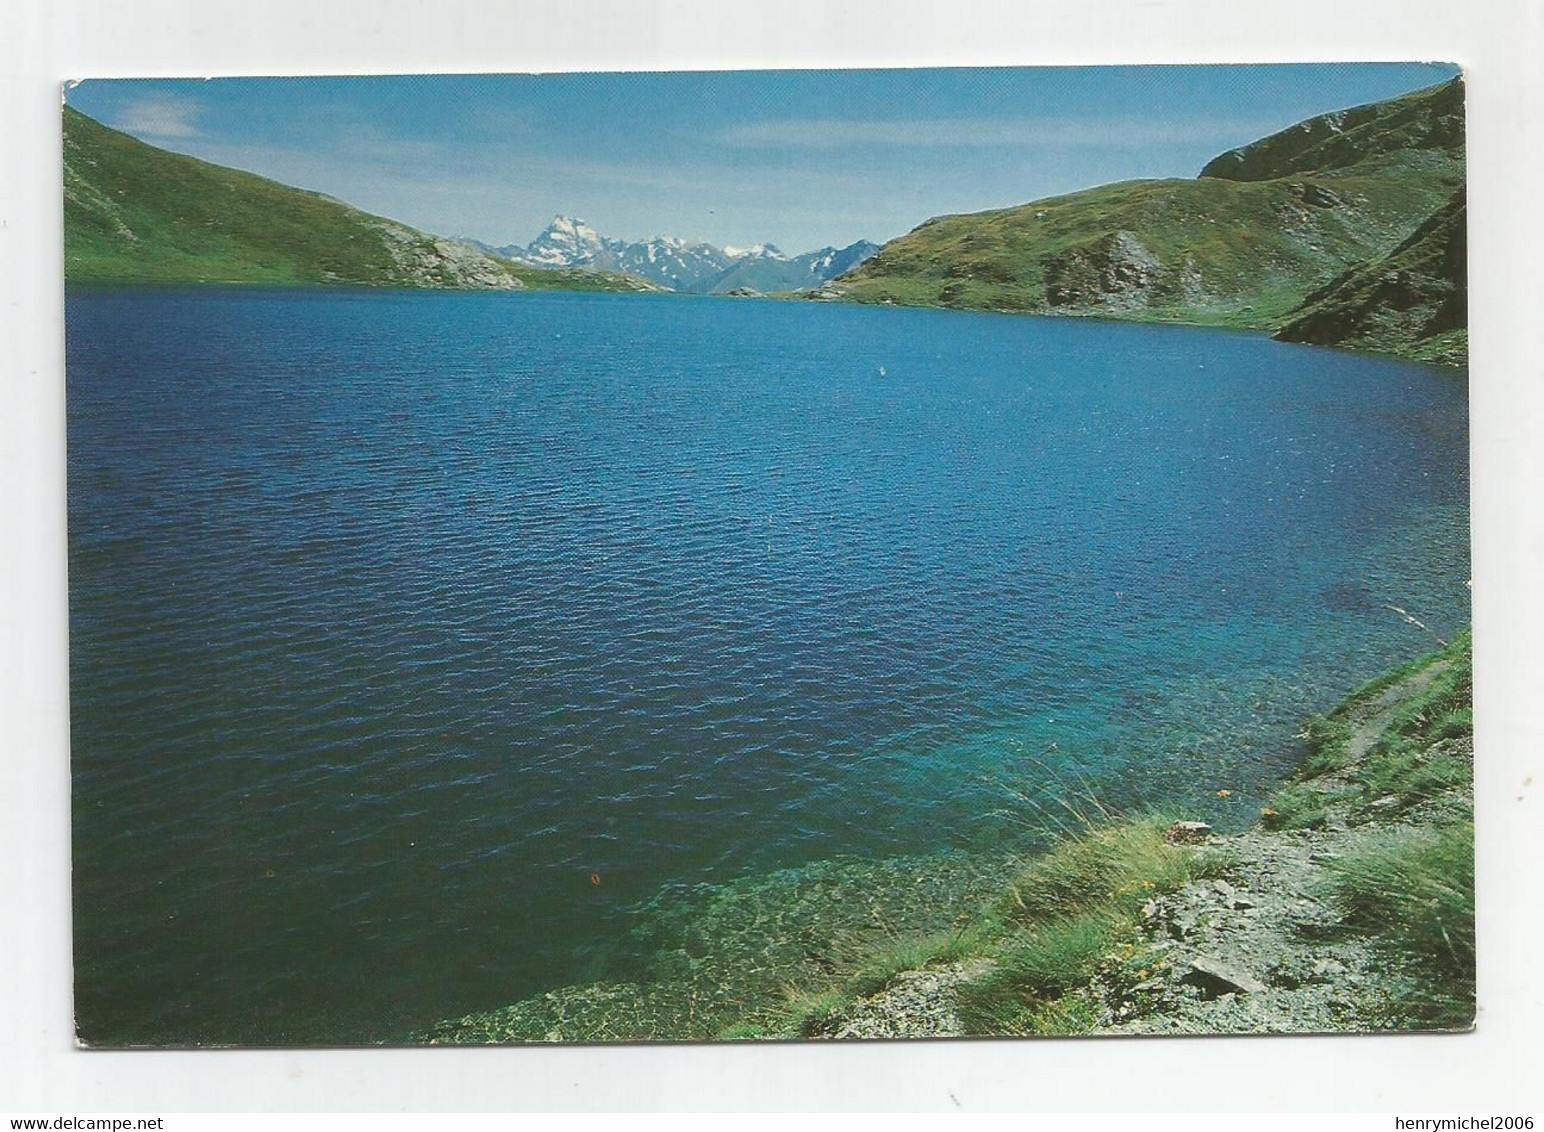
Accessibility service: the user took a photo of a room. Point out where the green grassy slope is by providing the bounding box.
[833,81,1463,332]
[1274,192,1467,365]
[63,106,653,292]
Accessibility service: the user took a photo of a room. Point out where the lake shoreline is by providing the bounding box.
[64,279,1466,368]
[422,633,1474,1043]
[794,288,1468,369]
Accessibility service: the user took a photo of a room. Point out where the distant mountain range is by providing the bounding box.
[465,218,880,295]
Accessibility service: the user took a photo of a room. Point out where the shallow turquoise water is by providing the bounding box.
[67,288,1469,1044]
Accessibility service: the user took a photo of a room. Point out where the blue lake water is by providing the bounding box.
[66,288,1470,1045]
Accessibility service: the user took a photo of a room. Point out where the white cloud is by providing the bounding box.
[114,95,202,140]
[713,115,1282,150]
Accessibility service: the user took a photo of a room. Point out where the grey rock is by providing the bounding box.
[1182,956,1269,997]
[1297,182,1346,209]
[1166,821,1213,843]
[1170,911,1204,940]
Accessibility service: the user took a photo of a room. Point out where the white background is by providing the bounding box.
[3,0,1541,1114]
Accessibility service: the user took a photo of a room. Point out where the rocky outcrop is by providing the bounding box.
[371,222,526,289]
[1044,231,1163,311]
[1092,651,1469,1035]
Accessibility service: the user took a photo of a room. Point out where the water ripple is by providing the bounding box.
[67,288,1469,1045]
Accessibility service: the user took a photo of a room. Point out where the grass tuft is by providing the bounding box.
[1329,822,1475,1028]
[785,990,853,1038]
[949,818,1207,1036]
[844,925,993,998]
[715,1022,765,1041]
[1353,635,1473,811]
[992,913,1127,999]
[1299,713,1354,777]
[1000,817,1196,924]
[1191,844,1243,879]
[1261,783,1335,830]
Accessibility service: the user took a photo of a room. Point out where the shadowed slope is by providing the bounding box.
[1275,192,1466,365]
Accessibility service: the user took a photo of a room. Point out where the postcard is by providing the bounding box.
[63,64,1470,1047]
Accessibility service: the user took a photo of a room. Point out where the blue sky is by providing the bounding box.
[65,64,1459,253]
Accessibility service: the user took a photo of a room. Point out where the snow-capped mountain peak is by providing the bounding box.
[723,243,787,261]
[521,215,612,267]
